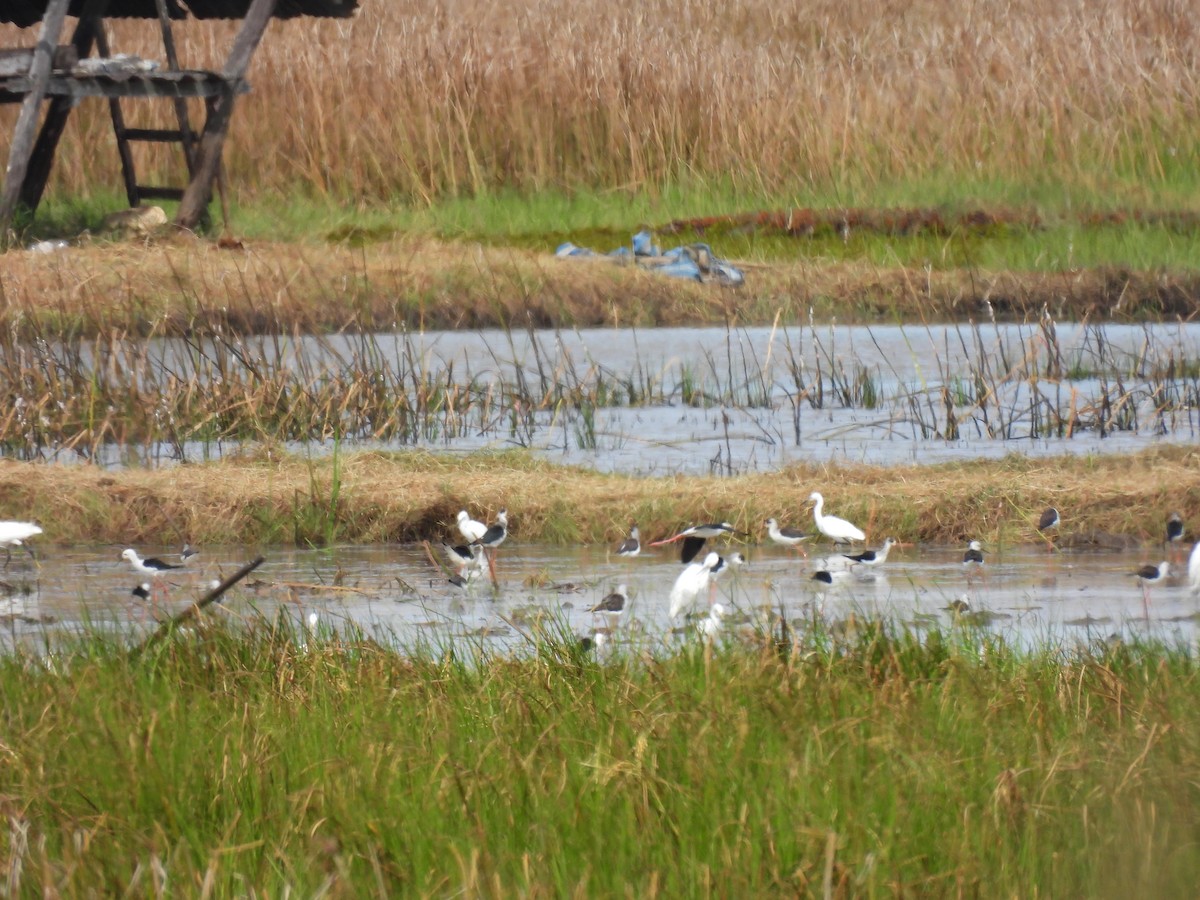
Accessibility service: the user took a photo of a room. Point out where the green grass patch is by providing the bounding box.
[1,618,1198,895]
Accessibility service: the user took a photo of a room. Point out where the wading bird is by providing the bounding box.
[843,537,897,567]
[765,518,811,555]
[0,521,42,569]
[808,493,866,544]
[615,525,641,558]
[962,540,985,583]
[650,522,743,564]
[456,510,487,544]
[1037,507,1060,550]
[1188,542,1200,595]
[668,552,721,619]
[1134,560,1170,621]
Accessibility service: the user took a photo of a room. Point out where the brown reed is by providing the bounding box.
[1,0,1196,204]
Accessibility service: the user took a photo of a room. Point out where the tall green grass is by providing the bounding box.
[1,619,1197,895]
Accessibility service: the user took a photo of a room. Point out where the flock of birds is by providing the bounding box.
[2,491,1200,638]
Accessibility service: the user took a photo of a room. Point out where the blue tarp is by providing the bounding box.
[556,229,745,286]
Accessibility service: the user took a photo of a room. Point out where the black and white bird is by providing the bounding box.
[1134,560,1170,619]
[456,510,488,544]
[650,522,743,564]
[615,525,641,558]
[1037,507,1060,550]
[472,509,508,550]
[711,551,746,580]
[121,548,183,578]
[180,543,199,564]
[808,493,866,544]
[1166,512,1185,545]
[0,521,42,569]
[843,537,897,567]
[131,583,152,602]
[765,518,811,555]
[962,540,985,566]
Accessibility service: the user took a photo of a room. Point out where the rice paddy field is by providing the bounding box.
[1,0,1200,895]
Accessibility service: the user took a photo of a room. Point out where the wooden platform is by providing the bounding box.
[0,67,247,102]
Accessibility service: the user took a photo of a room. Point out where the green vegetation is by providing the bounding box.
[1,618,1197,895]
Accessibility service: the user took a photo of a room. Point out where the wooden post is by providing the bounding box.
[0,0,71,243]
[175,0,279,229]
[18,0,115,215]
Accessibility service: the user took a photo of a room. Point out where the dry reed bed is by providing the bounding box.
[3,446,1197,547]
[0,0,1196,201]
[3,238,1196,337]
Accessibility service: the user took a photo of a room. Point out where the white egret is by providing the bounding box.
[668,552,721,618]
[808,493,865,544]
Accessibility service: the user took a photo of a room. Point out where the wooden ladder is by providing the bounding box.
[100,0,201,208]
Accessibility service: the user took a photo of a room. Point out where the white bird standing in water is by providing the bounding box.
[0,521,42,568]
[698,603,727,639]
[1189,542,1200,595]
[808,493,865,544]
[669,552,721,619]
[456,510,487,544]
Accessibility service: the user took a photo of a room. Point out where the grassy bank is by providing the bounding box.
[1,619,1197,895]
[2,446,1197,549]
[4,233,1199,339]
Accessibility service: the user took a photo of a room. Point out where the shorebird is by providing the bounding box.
[469,509,508,583]
[808,493,866,544]
[121,548,183,579]
[962,540,985,582]
[765,518,811,556]
[843,537,897,567]
[1167,512,1185,545]
[650,522,743,564]
[1188,542,1200,595]
[615,525,641,558]
[1037,507,1060,550]
[590,584,629,628]
[668,551,721,619]
[1134,561,1170,620]
[0,521,42,569]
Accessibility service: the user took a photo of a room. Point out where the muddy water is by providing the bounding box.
[4,540,1197,653]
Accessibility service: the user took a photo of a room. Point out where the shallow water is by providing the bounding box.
[27,320,1200,474]
[4,539,1197,654]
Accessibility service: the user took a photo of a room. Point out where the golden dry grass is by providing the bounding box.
[4,445,1197,547]
[2,234,1193,334]
[1,0,1196,203]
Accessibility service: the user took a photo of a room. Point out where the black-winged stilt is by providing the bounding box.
[668,551,721,618]
[808,493,866,544]
[765,518,811,555]
[1037,507,1060,550]
[615,525,641,558]
[470,509,508,584]
[1167,512,1185,545]
[1134,560,1169,620]
[456,510,488,544]
[122,548,183,578]
[650,522,743,564]
[131,583,151,601]
[962,540,984,566]
[843,537,897,567]
[0,521,42,569]
[180,543,199,564]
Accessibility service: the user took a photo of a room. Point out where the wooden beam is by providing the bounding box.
[0,0,70,244]
[175,0,279,229]
[18,0,115,215]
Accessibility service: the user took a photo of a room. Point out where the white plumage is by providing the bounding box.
[0,521,42,567]
[808,493,865,543]
[456,510,487,543]
[698,603,727,639]
[668,552,721,619]
[1188,542,1200,595]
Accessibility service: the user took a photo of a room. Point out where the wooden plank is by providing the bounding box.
[176,0,279,229]
[0,0,71,243]
[0,46,78,78]
[125,127,186,142]
[17,0,115,214]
